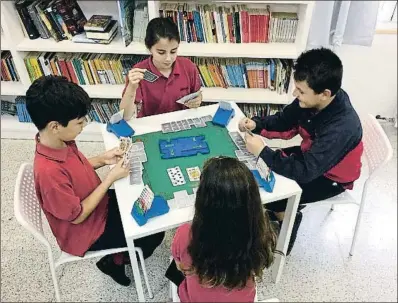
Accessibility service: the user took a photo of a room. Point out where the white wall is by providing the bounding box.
[337,34,397,118]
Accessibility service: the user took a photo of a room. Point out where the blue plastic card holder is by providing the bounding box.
[251,170,276,193]
[131,196,170,226]
[106,119,135,138]
[212,107,235,127]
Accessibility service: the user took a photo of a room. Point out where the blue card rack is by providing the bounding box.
[106,119,135,138]
[251,170,276,193]
[212,106,235,127]
[131,195,170,226]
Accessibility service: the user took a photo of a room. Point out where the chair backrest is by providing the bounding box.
[14,163,51,249]
[360,114,394,177]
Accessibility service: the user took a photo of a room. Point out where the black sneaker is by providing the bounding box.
[96,255,131,286]
[287,211,303,256]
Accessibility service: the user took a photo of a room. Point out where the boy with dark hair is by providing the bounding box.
[26,76,164,286]
[239,48,363,254]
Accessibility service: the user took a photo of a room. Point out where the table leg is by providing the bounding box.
[127,238,146,302]
[271,193,301,283]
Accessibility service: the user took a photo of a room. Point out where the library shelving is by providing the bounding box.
[1,0,314,141]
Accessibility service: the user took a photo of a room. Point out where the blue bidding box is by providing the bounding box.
[131,196,170,226]
[251,170,276,193]
[106,119,135,138]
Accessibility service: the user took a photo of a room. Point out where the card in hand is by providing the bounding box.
[143,70,159,83]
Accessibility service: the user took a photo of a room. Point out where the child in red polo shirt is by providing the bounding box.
[26,76,165,286]
[167,157,279,302]
[120,17,202,119]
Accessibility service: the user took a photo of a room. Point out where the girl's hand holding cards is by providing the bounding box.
[128,68,146,89]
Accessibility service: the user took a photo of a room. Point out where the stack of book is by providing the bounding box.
[1,51,20,82]
[191,57,293,95]
[238,103,284,118]
[1,100,18,116]
[23,52,148,85]
[15,0,87,41]
[8,96,120,124]
[159,3,298,44]
[72,15,118,45]
[86,99,121,123]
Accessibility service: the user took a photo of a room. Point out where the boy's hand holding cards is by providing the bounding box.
[176,90,201,105]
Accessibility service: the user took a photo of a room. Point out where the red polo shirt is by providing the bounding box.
[122,56,201,117]
[33,136,107,257]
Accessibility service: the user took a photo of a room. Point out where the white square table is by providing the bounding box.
[101,103,302,302]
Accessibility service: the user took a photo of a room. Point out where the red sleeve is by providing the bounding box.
[39,168,82,222]
[171,223,191,262]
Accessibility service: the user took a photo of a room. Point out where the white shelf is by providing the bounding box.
[17,35,300,59]
[202,87,291,104]
[1,115,103,141]
[1,35,11,50]
[1,81,26,96]
[1,82,291,104]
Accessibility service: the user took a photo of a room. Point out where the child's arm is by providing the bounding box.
[72,159,128,224]
[251,99,301,140]
[88,147,124,169]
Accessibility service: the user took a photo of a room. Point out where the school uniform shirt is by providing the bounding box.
[122,56,201,117]
[33,136,108,257]
[252,89,363,188]
[172,223,256,302]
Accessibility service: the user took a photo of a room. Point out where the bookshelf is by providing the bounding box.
[1,0,314,141]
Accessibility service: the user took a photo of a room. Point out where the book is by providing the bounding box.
[117,0,136,47]
[72,29,117,44]
[84,15,113,32]
[86,20,118,40]
[15,0,40,40]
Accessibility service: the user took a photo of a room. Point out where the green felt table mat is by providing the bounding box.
[132,122,237,200]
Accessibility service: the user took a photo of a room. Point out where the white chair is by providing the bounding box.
[306,114,394,256]
[14,163,153,302]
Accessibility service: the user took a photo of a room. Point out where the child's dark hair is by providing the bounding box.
[188,157,277,290]
[26,76,90,131]
[294,47,343,96]
[145,17,180,49]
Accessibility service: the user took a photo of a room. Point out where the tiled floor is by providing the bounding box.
[1,123,396,302]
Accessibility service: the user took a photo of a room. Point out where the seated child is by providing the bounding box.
[168,157,278,302]
[26,76,165,286]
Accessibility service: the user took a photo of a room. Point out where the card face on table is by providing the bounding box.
[167,166,186,186]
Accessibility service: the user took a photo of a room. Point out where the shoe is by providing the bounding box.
[96,256,131,286]
[287,211,303,256]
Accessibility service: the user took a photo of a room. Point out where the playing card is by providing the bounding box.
[256,158,271,181]
[219,101,232,111]
[235,150,253,158]
[181,120,191,130]
[175,90,201,105]
[176,120,184,130]
[136,185,155,212]
[245,126,254,136]
[135,151,147,162]
[187,118,195,126]
[143,70,159,83]
[167,166,186,186]
[201,115,213,122]
[161,122,173,134]
[171,121,180,132]
[130,171,142,185]
[194,119,206,128]
[186,166,201,182]
[110,109,124,124]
